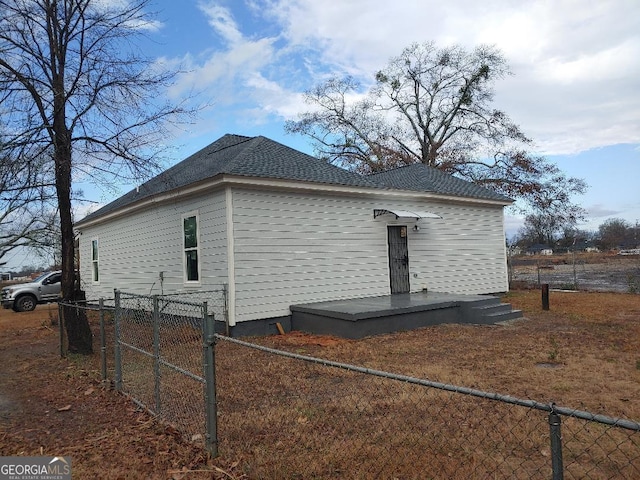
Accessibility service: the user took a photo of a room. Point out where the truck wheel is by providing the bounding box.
[15,295,37,312]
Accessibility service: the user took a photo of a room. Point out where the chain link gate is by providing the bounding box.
[113,290,218,456]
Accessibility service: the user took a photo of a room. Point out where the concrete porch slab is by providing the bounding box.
[290,291,519,339]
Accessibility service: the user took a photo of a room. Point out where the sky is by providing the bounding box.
[5,0,640,270]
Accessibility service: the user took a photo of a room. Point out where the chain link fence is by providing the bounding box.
[159,286,229,334]
[214,335,640,479]
[60,289,640,478]
[59,298,116,380]
[59,287,226,455]
[112,290,217,454]
[508,254,640,293]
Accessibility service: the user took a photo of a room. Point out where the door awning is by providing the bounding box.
[373,208,442,220]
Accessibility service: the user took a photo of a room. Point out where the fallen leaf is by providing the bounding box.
[84,387,95,396]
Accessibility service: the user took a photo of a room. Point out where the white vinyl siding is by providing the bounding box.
[403,201,509,295]
[77,184,508,326]
[231,189,391,323]
[230,189,508,323]
[78,191,228,300]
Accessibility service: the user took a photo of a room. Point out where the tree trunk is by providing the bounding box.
[56,146,92,354]
[54,97,92,353]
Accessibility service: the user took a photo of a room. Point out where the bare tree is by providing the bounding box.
[598,218,633,251]
[0,0,193,353]
[517,213,563,248]
[286,42,586,212]
[0,138,56,266]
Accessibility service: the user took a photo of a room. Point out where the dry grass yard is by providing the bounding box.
[1,289,639,478]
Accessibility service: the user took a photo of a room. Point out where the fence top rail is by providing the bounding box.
[216,334,640,432]
[58,299,115,310]
[160,287,227,297]
[116,290,208,310]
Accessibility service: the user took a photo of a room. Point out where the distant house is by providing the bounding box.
[569,240,599,253]
[508,245,523,256]
[75,134,514,336]
[526,244,553,256]
[618,249,640,256]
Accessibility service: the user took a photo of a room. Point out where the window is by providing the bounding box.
[91,239,99,282]
[183,214,199,282]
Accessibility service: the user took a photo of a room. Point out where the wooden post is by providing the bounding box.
[542,284,550,310]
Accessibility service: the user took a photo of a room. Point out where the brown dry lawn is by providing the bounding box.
[0,290,639,478]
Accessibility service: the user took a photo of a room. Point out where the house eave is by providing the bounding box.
[75,174,512,230]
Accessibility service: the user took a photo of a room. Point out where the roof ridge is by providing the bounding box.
[219,135,265,173]
[370,162,449,177]
[368,162,424,176]
[206,134,254,156]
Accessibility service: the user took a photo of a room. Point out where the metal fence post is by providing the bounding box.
[549,410,564,480]
[203,301,219,457]
[58,302,65,358]
[114,289,123,391]
[222,283,229,336]
[153,295,161,414]
[99,298,107,382]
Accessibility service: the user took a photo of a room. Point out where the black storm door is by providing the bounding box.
[388,226,410,294]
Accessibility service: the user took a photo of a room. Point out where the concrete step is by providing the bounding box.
[471,302,523,323]
[473,303,513,315]
[484,309,523,322]
[466,296,503,308]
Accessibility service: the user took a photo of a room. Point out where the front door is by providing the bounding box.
[388,226,410,294]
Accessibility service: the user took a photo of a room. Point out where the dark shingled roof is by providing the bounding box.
[78,134,511,225]
[369,163,512,202]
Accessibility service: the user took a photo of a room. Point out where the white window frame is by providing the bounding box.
[91,238,100,284]
[182,211,201,285]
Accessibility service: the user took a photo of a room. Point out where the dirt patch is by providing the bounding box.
[534,362,564,369]
[0,305,235,479]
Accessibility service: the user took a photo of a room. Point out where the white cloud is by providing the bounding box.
[198,2,244,45]
[93,0,163,31]
[257,0,640,155]
[504,213,525,238]
[166,3,277,106]
[586,204,623,220]
[244,74,305,119]
[155,0,640,157]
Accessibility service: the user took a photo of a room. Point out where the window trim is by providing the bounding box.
[182,211,201,285]
[91,238,100,284]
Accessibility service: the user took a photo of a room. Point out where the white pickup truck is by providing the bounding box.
[1,271,62,312]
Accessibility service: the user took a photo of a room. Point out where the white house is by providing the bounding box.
[75,134,514,336]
